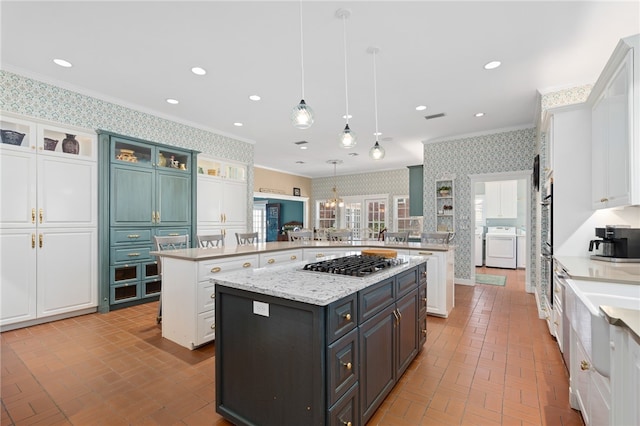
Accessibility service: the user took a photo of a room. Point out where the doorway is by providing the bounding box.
[469,171,532,293]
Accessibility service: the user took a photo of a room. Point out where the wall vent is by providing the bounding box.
[294,140,308,145]
[424,113,446,120]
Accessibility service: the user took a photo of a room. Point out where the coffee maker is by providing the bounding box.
[589,225,640,262]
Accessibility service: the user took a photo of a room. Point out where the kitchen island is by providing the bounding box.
[213,255,427,426]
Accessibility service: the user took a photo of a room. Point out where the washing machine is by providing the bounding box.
[475,226,484,266]
[485,226,517,268]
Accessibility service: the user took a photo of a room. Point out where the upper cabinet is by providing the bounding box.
[408,165,424,217]
[485,180,517,219]
[590,34,639,209]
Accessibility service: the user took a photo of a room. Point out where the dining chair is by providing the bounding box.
[197,233,224,248]
[421,232,455,245]
[384,231,410,243]
[288,229,313,242]
[154,234,190,324]
[235,231,259,245]
[328,229,353,242]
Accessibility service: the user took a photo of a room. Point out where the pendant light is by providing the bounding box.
[327,160,344,208]
[337,9,356,148]
[368,47,385,160]
[291,0,314,129]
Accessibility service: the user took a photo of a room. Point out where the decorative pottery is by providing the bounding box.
[44,138,59,151]
[62,134,80,154]
[1,129,26,146]
[179,163,187,170]
[158,152,167,167]
[198,166,204,174]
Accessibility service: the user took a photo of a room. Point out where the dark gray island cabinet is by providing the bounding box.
[215,259,427,426]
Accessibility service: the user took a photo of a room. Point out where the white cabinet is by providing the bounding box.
[302,247,357,261]
[415,250,454,318]
[259,249,303,267]
[517,235,526,269]
[0,114,98,330]
[610,323,640,426]
[485,180,517,218]
[590,35,639,209]
[196,154,247,249]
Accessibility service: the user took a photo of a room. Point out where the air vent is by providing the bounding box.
[294,141,308,145]
[424,113,446,120]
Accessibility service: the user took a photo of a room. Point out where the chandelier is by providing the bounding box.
[327,160,344,208]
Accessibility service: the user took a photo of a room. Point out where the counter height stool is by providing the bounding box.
[197,234,224,248]
[327,229,353,242]
[235,232,259,245]
[384,231,410,243]
[288,229,313,243]
[421,232,455,245]
[154,234,190,324]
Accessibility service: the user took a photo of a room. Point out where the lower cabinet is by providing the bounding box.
[215,262,426,426]
[610,324,640,426]
[419,251,454,318]
[259,249,303,267]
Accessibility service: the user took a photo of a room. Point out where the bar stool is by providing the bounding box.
[235,232,259,245]
[197,234,224,248]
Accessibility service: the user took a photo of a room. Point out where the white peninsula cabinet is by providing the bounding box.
[590,34,639,209]
[610,323,640,426]
[0,114,98,330]
[196,154,247,249]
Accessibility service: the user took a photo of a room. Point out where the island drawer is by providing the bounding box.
[359,277,394,324]
[327,328,359,407]
[197,281,215,314]
[198,254,259,281]
[419,315,427,350]
[328,383,359,426]
[327,294,357,343]
[396,268,418,298]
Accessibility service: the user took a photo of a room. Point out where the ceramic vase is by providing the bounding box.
[62,134,79,154]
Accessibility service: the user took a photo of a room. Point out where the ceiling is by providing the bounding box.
[1,1,639,178]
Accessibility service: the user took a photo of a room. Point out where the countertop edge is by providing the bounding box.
[599,305,640,345]
[554,255,640,285]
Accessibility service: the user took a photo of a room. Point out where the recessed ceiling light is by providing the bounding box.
[484,61,501,70]
[166,98,179,104]
[53,58,72,68]
[475,112,485,117]
[191,67,207,75]
[415,105,427,111]
[300,146,308,150]
[342,114,353,119]
[233,122,243,127]
[249,95,261,101]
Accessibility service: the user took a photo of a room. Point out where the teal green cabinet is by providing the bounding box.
[99,132,197,311]
[408,165,424,217]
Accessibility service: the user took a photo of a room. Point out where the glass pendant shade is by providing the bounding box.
[291,99,314,129]
[369,141,385,160]
[339,124,357,148]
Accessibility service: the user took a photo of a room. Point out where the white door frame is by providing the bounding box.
[469,170,533,293]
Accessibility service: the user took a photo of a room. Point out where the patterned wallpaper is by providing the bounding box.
[312,168,409,229]
[0,70,255,226]
[423,128,537,281]
[540,84,592,111]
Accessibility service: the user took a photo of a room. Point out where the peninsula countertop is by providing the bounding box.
[213,255,428,306]
[151,240,453,261]
[554,256,640,285]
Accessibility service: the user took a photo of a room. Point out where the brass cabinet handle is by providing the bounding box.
[554,321,559,326]
[290,255,297,260]
[156,211,160,223]
[342,362,352,370]
[344,313,351,321]
[418,251,433,255]
[127,234,140,239]
[392,310,399,325]
[210,293,215,299]
[32,233,36,248]
[223,214,226,222]
[242,262,252,268]
[220,213,224,222]
[600,198,608,203]
[580,360,590,371]
[168,233,179,236]
[342,422,352,426]
[32,208,36,224]
[211,324,215,330]
[396,309,402,321]
[211,267,222,273]
[422,329,428,335]
[316,253,324,258]
[39,234,43,248]
[127,253,140,257]
[39,208,43,224]
[152,212,156,223]
[267,258,275,264]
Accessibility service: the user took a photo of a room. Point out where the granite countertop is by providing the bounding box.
[600,305,640,345]
[554,256,640,285]
[151,240,453,261]
[213,255,427,306]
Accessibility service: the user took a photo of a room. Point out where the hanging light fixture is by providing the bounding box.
[336,9,356,148]
[368,47,385,160]
[326,160,344,208]
[291,0,314,129]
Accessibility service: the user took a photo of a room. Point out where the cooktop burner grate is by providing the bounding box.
[302,254,405,277]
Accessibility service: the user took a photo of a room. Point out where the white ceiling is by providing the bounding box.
[1,1,639,178]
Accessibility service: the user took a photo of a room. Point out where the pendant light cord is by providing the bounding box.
[342,15,349,124]
[299,0,305,100]
[373,49,379,140]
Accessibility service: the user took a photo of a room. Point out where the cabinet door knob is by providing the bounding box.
[211,267,222,273]
[210,293,215,299]
[210,324,216,330]
[316,253,324,258]
[422,329,427,335]
[267,258,275,264]
[242,262,252,268]
[342,362,352,370]
[342,421,352,426]
[343,313,351,321]
[290,255,297,260]
[580,360,590,371]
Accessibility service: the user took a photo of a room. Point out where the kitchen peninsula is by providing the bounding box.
[152,240,454,350]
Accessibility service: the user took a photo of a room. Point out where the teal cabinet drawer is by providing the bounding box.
[142,278,161,298]
[111,228,153,245]
[110,264,140,284]
[111,246,153,263]
[111,283,141,304]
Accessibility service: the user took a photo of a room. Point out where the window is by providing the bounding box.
[315,195,388,240]
[316,201,336,229]
[253,201,266,242]
[394,196,411,233]
[344,201,362,239]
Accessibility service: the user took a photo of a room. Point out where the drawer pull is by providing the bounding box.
[168,233,179,236]
[242,262,252,268]
[554,321,559,326]
[127,253,140,257]
[580,360,590,371]
[32,233,36,248]
[342,421,352,426]
[211,324,216,330]
[39,234,43,248]
[423,297,428,303]
[418,251,433,255]
[422,271,427,277]
[290,255,297,260]
[344,313,351,321]
[422,329,427,335]
[342,362,352,370]
[267,258,275,264]
[316,253,324,258]
[600,197,608,203]
[210,293,215,299]
[39,208,43,224]
[211,267,222,273]
[127,234,140,239]
[32,208,36,224]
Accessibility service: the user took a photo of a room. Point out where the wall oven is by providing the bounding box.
[541,179,553,306]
